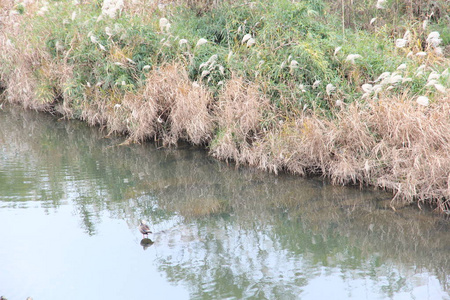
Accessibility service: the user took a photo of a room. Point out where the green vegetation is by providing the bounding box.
[0,0,449,210]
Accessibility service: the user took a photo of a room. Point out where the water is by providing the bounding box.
[0,105,449,300]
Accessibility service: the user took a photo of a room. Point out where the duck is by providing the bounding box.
[138,220,152,238]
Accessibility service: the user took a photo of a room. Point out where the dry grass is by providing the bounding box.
[246,95,450,211]
[1,49,53,111]
[123,64,214,145]
[0,2,56,111]
[74,64,214,145]
[210,76,271,164]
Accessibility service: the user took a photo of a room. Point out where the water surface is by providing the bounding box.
[0,105,449,299]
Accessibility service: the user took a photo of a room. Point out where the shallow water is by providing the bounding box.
[0,105,449,300]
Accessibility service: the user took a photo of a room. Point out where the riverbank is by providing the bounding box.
[1,0,450,211]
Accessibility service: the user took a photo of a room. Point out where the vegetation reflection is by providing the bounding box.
[0,106,448,298]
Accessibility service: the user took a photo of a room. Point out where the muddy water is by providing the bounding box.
[0,105,449,300]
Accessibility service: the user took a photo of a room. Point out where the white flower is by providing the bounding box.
[397,64,407,71]
[389,73,403,84]
[345,54,362,64]
[425,80,438,87]
[375,72,391,82]
[417,65,426,72]
[246,38,256,47]
[434,47,443,56]
[241,34,252,44]
[101,0,124,18]
[105,26,113,37]
[395,39,408,48]
[428,72,440,81]
[416,96,429,106]
[426,31,442,48]
[361,83,373,93]
[37,6,48,16]
[159,18,171,32]
[90,35,98,44]
[179,39,188,46]
[201,70,210,78]
[289,60,299,69]
[5,39,13,48]
[55,41,65,52]
[376,0,386,9]
[334,46,342,56]
[403,30,410,40]
[434,84,446,93]
[208,54,218,63]
[227,51,233,62]
[326,83,336,96]
[372,84,383,93]
[196,38,208,47]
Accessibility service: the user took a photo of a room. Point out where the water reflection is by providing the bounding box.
[0,104,449,299]
[140,238,154,250]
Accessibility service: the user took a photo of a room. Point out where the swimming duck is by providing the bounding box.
[139,220,152,238]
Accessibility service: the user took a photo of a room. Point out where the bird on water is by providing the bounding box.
[139,220,152,238]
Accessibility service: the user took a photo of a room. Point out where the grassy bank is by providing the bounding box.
[1,0,450,211]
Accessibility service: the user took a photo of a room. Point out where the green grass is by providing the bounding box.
[2,0,450,114]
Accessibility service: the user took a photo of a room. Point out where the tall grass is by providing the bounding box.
[0,0,449,211]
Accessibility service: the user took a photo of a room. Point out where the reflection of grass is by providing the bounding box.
[2,105,449,297]
[176,197,225,218]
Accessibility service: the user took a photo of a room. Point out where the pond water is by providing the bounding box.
[0,105,449,300]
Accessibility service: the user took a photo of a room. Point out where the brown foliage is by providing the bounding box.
[250,95,450,211]
[210,76,270,165]
[123,64,214,145]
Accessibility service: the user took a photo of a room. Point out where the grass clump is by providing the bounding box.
[1,0,450,211]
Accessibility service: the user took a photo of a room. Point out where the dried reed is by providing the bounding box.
[210,76,270,165]
[124,64,214,145]
[250,95,450,211]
